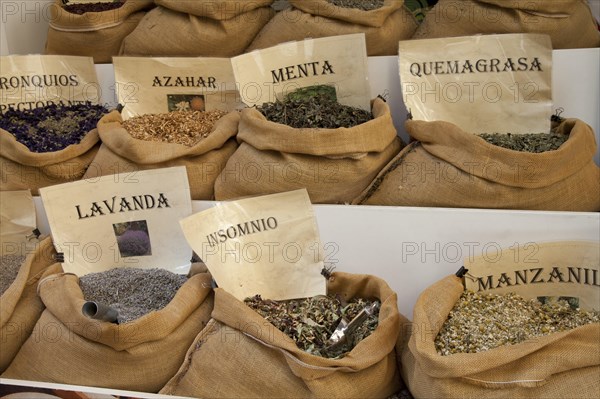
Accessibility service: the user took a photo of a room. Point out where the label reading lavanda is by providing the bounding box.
[39,167,193,276]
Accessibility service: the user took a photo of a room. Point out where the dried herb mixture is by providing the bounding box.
[245,294,380,358]
[122,110,226,146]
[79,267,187,323]
[0,255,26,296]
[478,132,568,153]
[328,0,385,11]
[435,291,600,355]
[258,86,373,129]
[0,102,109,152]
[63,0,125,15]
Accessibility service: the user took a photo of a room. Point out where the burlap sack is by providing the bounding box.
[83,110,239,200]
[1,264,214,393]
[214,98,402,204]
[401,275,600,398]
[45,0,154,63]
[160,272,405,399]
[0,238,61,373]
[0,127,100,195]
[355,118,600,211]
[120,1,275,56]
[413,0,600,49]
[247,0,418,55]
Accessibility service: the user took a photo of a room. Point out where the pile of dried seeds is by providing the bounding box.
[63,0,125,14]
[328,0,384,11]
[258,86,373,129]
[245,294,380,358]
[79,267,187,324]
[0,255,26,296]
[0,103,109,152]
[122,110,227,146]
[478,132,568,153]
[435,291,600,355]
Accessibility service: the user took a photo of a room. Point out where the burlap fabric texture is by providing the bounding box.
[402,274,600,398]
[214,98,402,204]
[120,0,274,56]
[355,118,600,211]
[412,0,600,49]
[83,110,239,200]
[247,0,418,55]
[1,124,100,195]
[45,0,154,63]
[1,265,214,393]
[0,238,61,373]
[160,271,405,399]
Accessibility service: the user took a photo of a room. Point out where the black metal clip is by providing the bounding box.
[551,107,565,123]
[455,266,469,278]
[26,228,41,241]
[54,252,65,263]
[377,90,390,102]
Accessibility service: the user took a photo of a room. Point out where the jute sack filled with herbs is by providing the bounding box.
[0,237,62,373]
[83,110,239,200]
[401,274,600,398]
[160,271,404,399]
[45,0,154,63]
[214,98,402,204]
[354,118,600,211]
[120,0,274,56]
[413,0,600,49]
[0,104,107,195]
[1,264,214,393]
[247,0,418,56]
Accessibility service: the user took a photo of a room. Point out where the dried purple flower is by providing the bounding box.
[0,102,109,153]
[116,229,152,257]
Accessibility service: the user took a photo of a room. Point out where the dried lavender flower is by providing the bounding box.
[79,267,187,324]
[116,229,152,257]
[0,102,109,152]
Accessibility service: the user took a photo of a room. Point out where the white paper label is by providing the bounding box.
[398,33,553,134]
[0,55,100,114]
[232,33,371,111]
[113,57,243,120]
[180,189,327,301]
[39,167,193,275]
[465,241,600,311]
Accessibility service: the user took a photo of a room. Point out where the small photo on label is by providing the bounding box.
[113,220,152,257]
[284,84,337,102]
[167,94,205,112]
